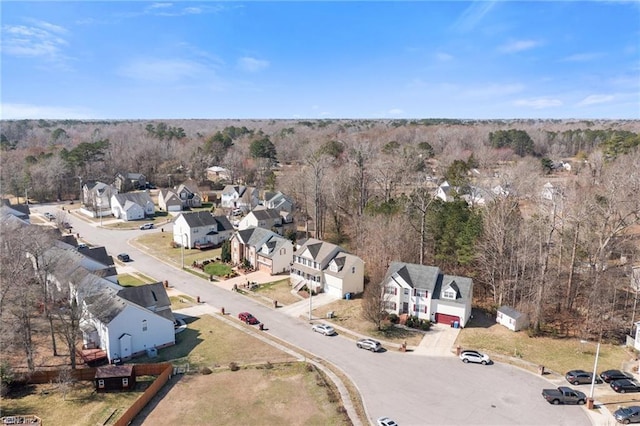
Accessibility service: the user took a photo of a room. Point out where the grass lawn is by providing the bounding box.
[455,320,635,376]
[132,232,222,267]
[203,262,232,277]
[103,216,171,230]
[117,273,156,287]
[136,363,350,426]
[251,278,303,307]
[311,298,425,347]
[169,294,197,310]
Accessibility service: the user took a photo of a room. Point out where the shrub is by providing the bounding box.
[264,361,273,369]
[200,367,212,375]
[388,313,399,324]
[229,362,239,371]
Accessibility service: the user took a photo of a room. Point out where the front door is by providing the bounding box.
[119,333,132,360]
[402,302,409,314]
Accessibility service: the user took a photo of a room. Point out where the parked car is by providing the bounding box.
[311,323,335,336]
[565,369,602,385]
[356,338,382,352]
[614,405,640,424]
[459,350,491,365]
[139,223,154,230]
[44,212,55,221]
[117,253,131,262]
[541,386,586,405]
[600,369,634,383]
[238,312,259,325]
[376,417,398,426]
[77,243,88,249]
[611,379,640,394]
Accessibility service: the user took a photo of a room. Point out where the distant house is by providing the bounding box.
[173,211,234,249]
[0,199,30,223]
[541,182,562,201]
[157,189,183,212]
[82,181,117,217]
[221,185,260,211]
[114,172,146,193]
[263,191,294,213]
[496,306,529,332]
[206,166,231,182]
[110,192,155,221]
[380,262,473,327]
[231,227,293,275]
[290,238,364,298]
[95,365,136,392]
[238,207,295,236]
[435,181,454,202]
[175,183,202,208]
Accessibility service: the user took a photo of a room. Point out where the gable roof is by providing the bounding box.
[178,211,234,231]
[118,282,174,322]
[251,208,281,221]
[384,261,441,291]
[113,192,153,207]
[324,252,361,279]
[497,305,526,319]
[297,238,345,265]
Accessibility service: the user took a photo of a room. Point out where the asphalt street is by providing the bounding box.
[34,204,593,426]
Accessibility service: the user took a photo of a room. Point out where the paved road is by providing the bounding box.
[35,204,593,426]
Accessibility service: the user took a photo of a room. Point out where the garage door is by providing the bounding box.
[435,313,460,325]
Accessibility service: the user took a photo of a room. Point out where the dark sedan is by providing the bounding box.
[600,369,633,383]
[611,379,640,394]
[614,405,640,424]
[565,369,601,385]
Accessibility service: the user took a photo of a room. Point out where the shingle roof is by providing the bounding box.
[251,208,281,221]
[118,282,175,323]
[384,262,441,292]
[179,211,219,227]
[113,192,153,207]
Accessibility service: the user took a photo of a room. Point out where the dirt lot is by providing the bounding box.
[133,363,350,426]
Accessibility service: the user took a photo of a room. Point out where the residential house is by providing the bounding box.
[231,227,293,275]
[220,185,260,211]
[380,262,473,327]
[111,192,155,221]
[175,183,202,208]
[0,199,30,223]
[157,189,183,212]
[173,211,234,249]
[496,306,529,331]
[263,191,295,213]
[95,365,136,392]
[82,181,117,217]
[206,166,231,182]
[114,172,146,193]
[118,282,175,324]
[237,207,295,235]
[541,182,562,201]
[435,181,454,202]
[290,238,364,298]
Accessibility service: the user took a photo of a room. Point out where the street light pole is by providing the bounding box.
[181,233,188,269]
[309,283,313,321]
[589,340,601,401]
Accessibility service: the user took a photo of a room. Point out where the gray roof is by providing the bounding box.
[497,306,526,319]
[384,262,441,292]
[179,211,233,232]
[251,208,281,221]
[324,252,361,279]
[118,282,175,323]
[113,192,153,207]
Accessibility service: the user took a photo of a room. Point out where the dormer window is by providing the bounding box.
[443,289,457,300]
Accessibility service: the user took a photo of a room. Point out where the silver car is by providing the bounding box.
[459,349,491,365]
[356,338,382,352]
[311,323,335,336]
[614,405,640,424]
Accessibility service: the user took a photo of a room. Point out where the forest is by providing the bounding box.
[1,117,640,344]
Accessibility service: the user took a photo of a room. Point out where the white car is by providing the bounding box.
[356,338,382,352]
[459,349,491,365]
[311,323,335,336]
[139,223,154,230]
[377,417,398,426]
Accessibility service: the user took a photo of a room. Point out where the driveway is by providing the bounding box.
[34,203,594,426]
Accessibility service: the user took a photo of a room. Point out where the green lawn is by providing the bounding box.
[117,273,156,287]
[203,262,232,277]
[132,232,222,267]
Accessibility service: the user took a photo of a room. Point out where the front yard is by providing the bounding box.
[132,231,223,267]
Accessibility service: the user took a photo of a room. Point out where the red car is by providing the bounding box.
[238,312,259,325]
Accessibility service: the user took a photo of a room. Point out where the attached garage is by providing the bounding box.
[435,313,460,326]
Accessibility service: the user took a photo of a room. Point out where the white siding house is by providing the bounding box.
[496,306,529,331]
[173,211,234,249]
[111,192,154,221]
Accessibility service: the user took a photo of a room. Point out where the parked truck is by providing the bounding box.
[541,386,587,405]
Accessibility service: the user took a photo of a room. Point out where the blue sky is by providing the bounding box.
[1,1,639,120]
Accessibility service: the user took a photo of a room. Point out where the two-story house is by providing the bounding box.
[237,207,295,235]
[82,181,117,217]
[220,185,259,211]
[114,172,146,193]
[230,227,293,275]
[381,261,473,327]
[173,211,234,249]
[290,238,364,298]
[176,183,202,208]
[263,191,295,213]
[110,192,155,221]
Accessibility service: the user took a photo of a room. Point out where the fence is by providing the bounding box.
[18,363,174,426]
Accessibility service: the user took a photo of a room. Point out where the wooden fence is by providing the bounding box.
[18,363,174,426]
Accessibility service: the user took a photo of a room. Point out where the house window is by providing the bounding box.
[415,289,427,298]
[443,290,456,300]
[122,378,129,387]
[403,288,409,295]
[98,379,105,389]
[384,286,395,294]
[142,320,147,332]
[193,229,199,233]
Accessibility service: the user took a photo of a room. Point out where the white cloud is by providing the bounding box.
[578,94,615,106]
[149,3,173,9]
[118,58,207,82]
[499,40,540,53]
[0,103,94,120]
[237,57,269,73]
[562,52,603,62]
[453,1,497,32]
[388,108,404,116]
[435,52,453,62]
[514,98,563,109]
[1,22,69,59]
